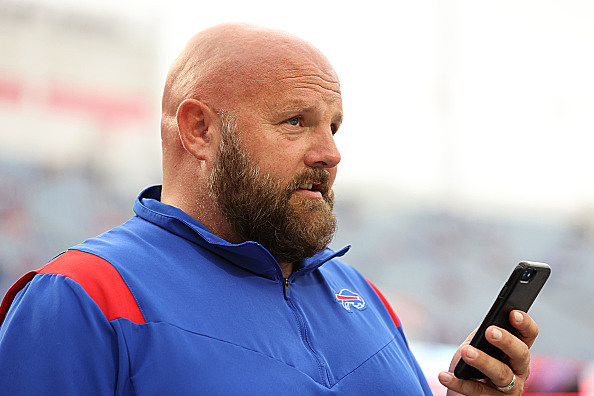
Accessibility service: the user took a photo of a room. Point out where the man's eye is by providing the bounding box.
[286,116,300,126]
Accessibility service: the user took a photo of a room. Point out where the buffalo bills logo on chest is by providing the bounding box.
[335,289,366,312]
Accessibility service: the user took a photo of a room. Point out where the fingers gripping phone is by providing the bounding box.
[454,261,551,380]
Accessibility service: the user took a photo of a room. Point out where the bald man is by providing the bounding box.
[0,25,537,395]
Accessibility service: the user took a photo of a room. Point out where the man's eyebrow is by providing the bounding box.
[276,104,343,122]
[277,104,317,114]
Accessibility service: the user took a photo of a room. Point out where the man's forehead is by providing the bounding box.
[235,45,339,87]
[228,51,342,120]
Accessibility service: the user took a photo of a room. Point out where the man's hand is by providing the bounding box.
[438,310,539,395]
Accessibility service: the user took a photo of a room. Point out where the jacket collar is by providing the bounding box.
[133,186,349,281]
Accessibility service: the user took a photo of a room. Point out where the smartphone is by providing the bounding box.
[454,261,551,380]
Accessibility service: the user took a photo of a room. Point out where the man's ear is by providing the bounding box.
[176,99,219,161]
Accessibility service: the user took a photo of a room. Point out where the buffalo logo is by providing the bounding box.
[335,289,366,311]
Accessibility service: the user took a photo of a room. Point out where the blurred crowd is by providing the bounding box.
[0,160,129,293]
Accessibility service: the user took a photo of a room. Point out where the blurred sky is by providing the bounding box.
[19,0,594,218]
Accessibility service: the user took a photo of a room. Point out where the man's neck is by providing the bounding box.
[162,186,297,279]
[161,186,244,244]
[279,262,295,279]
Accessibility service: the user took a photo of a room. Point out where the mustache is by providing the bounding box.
[287,168,332,196]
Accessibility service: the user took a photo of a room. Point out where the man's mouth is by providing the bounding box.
[297,183,319,192]
[295,182,325,199]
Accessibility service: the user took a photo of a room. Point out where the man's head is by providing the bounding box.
[160,24,343,267]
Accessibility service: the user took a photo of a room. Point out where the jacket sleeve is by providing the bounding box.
[0,274,119,395]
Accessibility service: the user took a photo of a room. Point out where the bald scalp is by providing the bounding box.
[160,23,338,143]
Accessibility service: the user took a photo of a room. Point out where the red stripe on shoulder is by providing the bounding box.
[0,271,37,325]
[0,250,145,325]
[366,279,401,327]
[38,250,146,324]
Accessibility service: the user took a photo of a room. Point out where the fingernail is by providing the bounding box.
[514,311,523,323]
[439,372,453,383]
[466,347,479,359]
[491,328,503,340]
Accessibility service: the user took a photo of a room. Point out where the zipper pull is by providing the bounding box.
[283,278,290,300]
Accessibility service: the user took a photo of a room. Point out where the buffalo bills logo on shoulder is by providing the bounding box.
[335,289,366,312]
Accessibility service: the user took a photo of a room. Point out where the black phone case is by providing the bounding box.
[454,261,551,380]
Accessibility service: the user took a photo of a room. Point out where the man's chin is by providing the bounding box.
[289,194,333,215]
[288,196,335,237]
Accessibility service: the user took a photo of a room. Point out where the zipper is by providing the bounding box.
[281,276,331,387]
[283,277,290,299]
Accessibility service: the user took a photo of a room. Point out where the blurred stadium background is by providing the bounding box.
[1,1,593,394]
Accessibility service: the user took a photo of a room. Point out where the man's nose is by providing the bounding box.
[304,127,341,169]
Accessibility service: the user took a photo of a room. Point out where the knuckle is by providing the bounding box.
[533,323,540,337]
[523,317,539,336]
[495,366,509,384]
[460,378,484,395]
[514,381,525,395]
[519,343,531,362]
